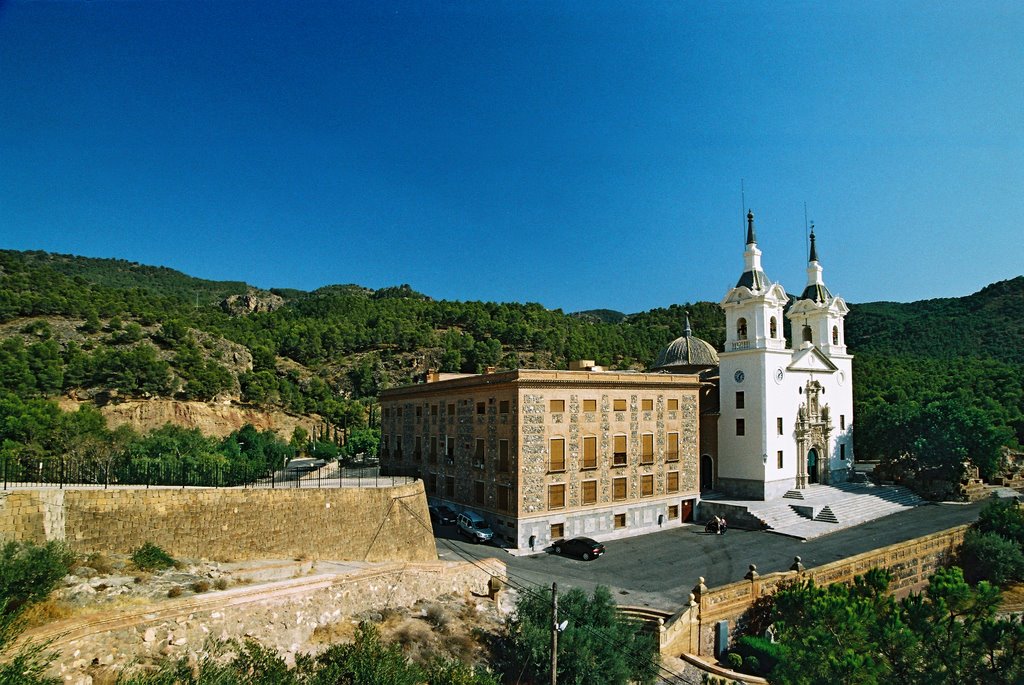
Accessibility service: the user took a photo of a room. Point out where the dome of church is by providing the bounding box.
[651,316,719,372]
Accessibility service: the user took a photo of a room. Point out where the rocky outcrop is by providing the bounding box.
[220,289,284,316]
[57,397,316,439]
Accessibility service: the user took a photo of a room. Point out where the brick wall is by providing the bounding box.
[0,482,436,562]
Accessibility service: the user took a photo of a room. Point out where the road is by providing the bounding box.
[435,500,986,611]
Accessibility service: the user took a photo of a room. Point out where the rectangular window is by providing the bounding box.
[641,434,654,464]
[840,414,846,430]
[777,417,784,435]
[581,480,597,505]
[499,400,510,414]
[667,471,679,493]
[613,399,627,411]
[641,474,654,497]
[476,402,485,415]
[414,436,422,461]
[395,438,403,459]
[474,439,485,468]
[382,435,390,458]
[642,398,653,411]
[499,439,510,472]
[582,436,597,469]
[614,513,626,529]
[475,480,485,504]
[429,436,438,464]
[666,433,679,462]
[551,522,564,539]
[778,450,784,468]
[613,435,628,467]
[384,408,390,419]
[583,399,597,412]
[667,399,679,411]
[549,438,565,472]
[668,504,679,520]
[613,477,627,500]
[736,418,745,436]
[447,403,455,416]
[840,443,847,460]
[548,483,566,510]
[446,436,455,461]
[550,399,565,413]
[445,476,454,497]
[497,485,512,512]
[397,407,403,417]
[427,473,436,493]
[416,406,423,418]
[736,391,745,409]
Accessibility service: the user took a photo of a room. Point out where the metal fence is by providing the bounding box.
[0,457,414,490]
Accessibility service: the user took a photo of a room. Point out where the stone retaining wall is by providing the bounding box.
[661,524,967,657]
[0,482,436,562]
[23,559,505,685]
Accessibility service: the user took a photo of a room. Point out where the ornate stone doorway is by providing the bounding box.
[795,380,832,489]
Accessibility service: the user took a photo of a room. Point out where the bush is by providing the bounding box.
[0,541,75,617]
[726,652,743,670]
[131,542,175,571]
[959,528,1024,585]
[743,655,760,674]
[731,635,783,676]
[190,580,211,594]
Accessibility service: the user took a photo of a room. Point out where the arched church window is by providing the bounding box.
[802,325,812,343]
[770,317,778,339]
[832,326,839,345]
[737,318,748,340]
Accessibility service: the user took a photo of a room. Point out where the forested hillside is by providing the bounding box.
[0,249,1020,475]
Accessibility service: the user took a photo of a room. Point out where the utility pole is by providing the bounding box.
[551,582,558,685]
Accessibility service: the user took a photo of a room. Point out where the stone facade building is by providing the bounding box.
[379,367,702,551]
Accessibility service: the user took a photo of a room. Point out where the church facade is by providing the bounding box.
[715,212,854,499]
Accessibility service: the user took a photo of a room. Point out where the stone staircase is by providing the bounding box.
[733,482,927,540]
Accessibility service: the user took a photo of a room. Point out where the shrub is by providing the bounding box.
[959,528,1024,586]
[131,542,175,571]
[213,578,228,591]
[0,541,75,617]
[726,652,743,670]
[743,655,760,674]
[167,586,183,599]
[190,580,211,594]
[83,552,114,575]
[731,635,783,676]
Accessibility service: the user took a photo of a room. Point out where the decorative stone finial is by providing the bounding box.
[684,311,692,337]
[746,210,757,245]
[790,556,804,573]
[744,564,759,581]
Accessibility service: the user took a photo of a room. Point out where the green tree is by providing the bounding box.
[501,585,657,685]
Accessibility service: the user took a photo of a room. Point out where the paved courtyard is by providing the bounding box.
[436,500,988,611]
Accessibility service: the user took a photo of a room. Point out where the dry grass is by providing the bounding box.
[213,578,229,591]
[1001,582,1024,613]
[311,620,358,645]
[167,586,183,599]
[81,552,115,575]
[20,597,76,628]
[191,580,211,594]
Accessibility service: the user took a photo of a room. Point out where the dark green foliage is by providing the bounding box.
[763,566,1024,685]
[959,499,1024,586]
[130,542,175,571]
[959,528,1024,586]
[0,541,75,616]
[730,635,781,676]
[500,585,658,685]
[314,621,422,684]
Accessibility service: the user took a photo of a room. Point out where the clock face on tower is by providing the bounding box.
[734,370,745,383]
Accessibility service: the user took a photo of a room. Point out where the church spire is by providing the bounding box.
[684,312,692,337]
[799,225,832,303]
[735,209,770,291]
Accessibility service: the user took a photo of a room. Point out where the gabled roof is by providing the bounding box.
[787,344,839,374]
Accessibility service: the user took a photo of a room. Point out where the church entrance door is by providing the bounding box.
[807,449,819,484]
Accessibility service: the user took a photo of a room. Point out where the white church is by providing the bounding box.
[653,210,854,501]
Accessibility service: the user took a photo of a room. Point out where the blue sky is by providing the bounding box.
[1,1,1021,313]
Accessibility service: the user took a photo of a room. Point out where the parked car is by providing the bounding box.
[429,504,457,526]
[552,537,605,560]
[456,511,494,543]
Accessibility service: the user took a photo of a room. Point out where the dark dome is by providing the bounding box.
[651,333,719,372]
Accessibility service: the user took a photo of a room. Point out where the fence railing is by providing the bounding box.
[0,457,414,491]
